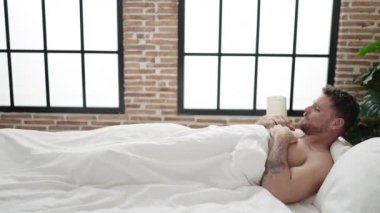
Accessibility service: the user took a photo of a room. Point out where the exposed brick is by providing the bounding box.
[48,126,81,131]
[125,86,145,91]
[24,120,56,125]
[125,57,155,63]
[337,60,371,66]
[149,63,177,68]
[335,73,359,78]
[125,109,157,115]
[0,124,15,129]
[188,124,210,129]
[126,44,156,50]
[129,116,162,122]
[90,121,122,126]
[125,75,143,80]
[56,121,88,126]
[336,67,354,72]
[33,114,65,120]
[1,113,32,119]
[145,75,177,81]
[161,110,178,115]
[339,34,374,40]
[146,104,176,110]
[159,93,177,99]
[349,14,380,20]
[340,28,380,34]
[125,2,155,8]
[81,126,103,131]
[164,116,196,122]
[145,39,177,45]
[347,54,379,60]
[124,8,144,14]
[145,87,176,93]
[196,118,228,125]
[98,115,130,120]
[351,2,380,7]
[126,81,156,86]
[127,69,156,74]
[126,92,157,97]
[340,21,376,27]
[66,115,98,121]
[133,98,167,104]
[145,51,177,57]
[16,126,48,131]
[0,119,23,125]
[153,33,177,39]
[341,7,376,13]
[228,118,259,124]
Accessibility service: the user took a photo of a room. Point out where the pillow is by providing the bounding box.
[314,137,380,213]
[330,137,352,162]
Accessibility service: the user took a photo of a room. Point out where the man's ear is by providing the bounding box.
[331,118,345,130]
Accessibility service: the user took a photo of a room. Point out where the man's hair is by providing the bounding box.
[322,85,360,133]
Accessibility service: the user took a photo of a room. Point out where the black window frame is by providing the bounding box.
[0,0,124,114]
[178,0,341,116]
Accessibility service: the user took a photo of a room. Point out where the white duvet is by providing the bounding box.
[0,123,318,213]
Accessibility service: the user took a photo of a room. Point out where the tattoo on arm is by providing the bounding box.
[266,140,287,174]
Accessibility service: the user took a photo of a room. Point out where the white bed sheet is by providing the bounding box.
[0,123,321,213]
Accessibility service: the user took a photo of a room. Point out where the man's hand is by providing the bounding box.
[269,125,297,145]
[256,115,295,130]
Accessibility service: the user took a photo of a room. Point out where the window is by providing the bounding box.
[0,0,123,113]
[178,0,340,116]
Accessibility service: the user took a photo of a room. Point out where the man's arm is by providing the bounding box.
[260,126,329,203]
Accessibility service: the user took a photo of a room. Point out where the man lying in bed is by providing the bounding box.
[257,85,359,204]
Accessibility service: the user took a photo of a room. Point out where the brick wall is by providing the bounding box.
[335,0,380,95]
[0,0,379,131]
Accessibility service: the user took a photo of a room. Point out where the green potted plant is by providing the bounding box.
[344,40,380,145]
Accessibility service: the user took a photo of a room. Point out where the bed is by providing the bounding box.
[0,123,379,213]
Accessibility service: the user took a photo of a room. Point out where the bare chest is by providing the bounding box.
[287,142,309,167]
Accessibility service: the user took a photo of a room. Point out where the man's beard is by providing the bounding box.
[299,118,323,135]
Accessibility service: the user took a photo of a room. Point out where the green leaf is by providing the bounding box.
[361,90,380,119]
[351,40,380,144]
[358,40,380,56]
[357,63,380,88]
[362,70,375,85]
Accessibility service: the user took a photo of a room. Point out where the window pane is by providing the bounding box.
[8,0,43,50]
[221,0,257,53]
[296,0,333,54]
[0,0,6,49]
[48,53,83,107]
[83,0,118,51]
[220,56,255,109]
[185,0,219,53]
[293,57,328,110]
[259,0,295,54]
[184,56,218,109]
[257,57,292,109]
[85,54,119,107]
[45,0,81,50]
[0,53,10,106]
[12,53,46,106]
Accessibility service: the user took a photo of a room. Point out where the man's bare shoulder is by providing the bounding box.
[288,140,333,168]
[296,139,334,166]
[303,148,334,180]
[290,141,334,181]
[308,146,334,163]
